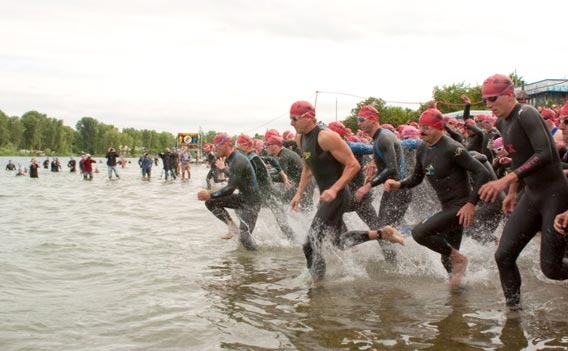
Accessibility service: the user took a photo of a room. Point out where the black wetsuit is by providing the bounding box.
[301,125,350,280]
[68,159,77,172]
[5,163,16,171]
[368,128,412,229]
[463,105,484,153]
[30,163,39,178]
[205,152,225,188]
[247,151,295,241]
[467,151,504,244]
[400,135,491,274]
[205,150,260,250]
[481,127,500,165]
[339,129,412,262]
[493,104,568,307]
[342,141,380,231]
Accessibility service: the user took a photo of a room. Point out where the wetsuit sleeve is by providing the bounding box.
[210,158,242,198]
[465,123,483,138]
[463,104,471,121]
[262,156,282,173]
[400,146,425,189]
[369,137,400,187]
[454,147,491,205]
[513,108,556,179]
[400,139,421,150]
[347,141,373,155]
[445,125,464,145]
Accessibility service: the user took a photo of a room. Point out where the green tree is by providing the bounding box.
[418,82,483,115]
[76,117,100,154]
[0,110,9,147]
[509,70,525,87]
[21,111,47,150]
[342,97,418,132]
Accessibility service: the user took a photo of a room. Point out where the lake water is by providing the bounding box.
[1,156,567,350]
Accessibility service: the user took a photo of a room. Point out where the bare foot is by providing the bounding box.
[220,232,233,240]
[220,223,238,240]
[377,226,405,246]
[449,250,468,287]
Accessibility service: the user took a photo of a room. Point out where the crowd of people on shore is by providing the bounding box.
[195,73,568,311]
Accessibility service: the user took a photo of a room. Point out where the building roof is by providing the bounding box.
[515,79,568,96]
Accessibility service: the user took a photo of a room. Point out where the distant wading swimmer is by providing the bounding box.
[289,101,404,281]
[197,133,260,251]
[385,108,491,287]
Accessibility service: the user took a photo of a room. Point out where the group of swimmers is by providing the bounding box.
[198,73,568,311]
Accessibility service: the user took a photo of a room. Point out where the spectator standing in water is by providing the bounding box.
[29,158,40,178]
[106,147,120,180]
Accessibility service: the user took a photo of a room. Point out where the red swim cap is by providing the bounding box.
[419,109,445,130]
[381,123,394,131]
[236,134,254,148]
[328,121,347,137]
[358,105,379,121]
[481,74,515,98]
[282,130,294,140]
[541,108,556,120]
[213,133,232,147]
[559,101,568,118]
[264,129,280,141]
[401,126,419,139]
[347,135,361,142]
[290,101,315,119]
[266,135,283,146]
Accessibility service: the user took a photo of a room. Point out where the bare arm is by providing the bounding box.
[319,130,360,199]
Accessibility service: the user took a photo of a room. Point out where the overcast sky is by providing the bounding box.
[2,0,566,136]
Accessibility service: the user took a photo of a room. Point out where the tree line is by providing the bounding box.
[0,111,180,156]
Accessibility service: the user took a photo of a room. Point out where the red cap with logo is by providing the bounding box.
[236,134,254,148]
[481,74,515,98]
[290,101,315,119]
[419,109,445,130]
[358,105,379,121]
[213,133,232,147]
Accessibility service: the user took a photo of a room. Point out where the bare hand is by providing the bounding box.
[197,190,211,201]
[457,202,475,227]
[479,179,507,203]
[320,189,337,202]
[499,157,511,165]
[215,157,225,170]
[290,194,302,211]
[354,184,370,202]
[553,210,568,234]
[384,179,400,192]
[460,94,471,105]
[502,193,517,215]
